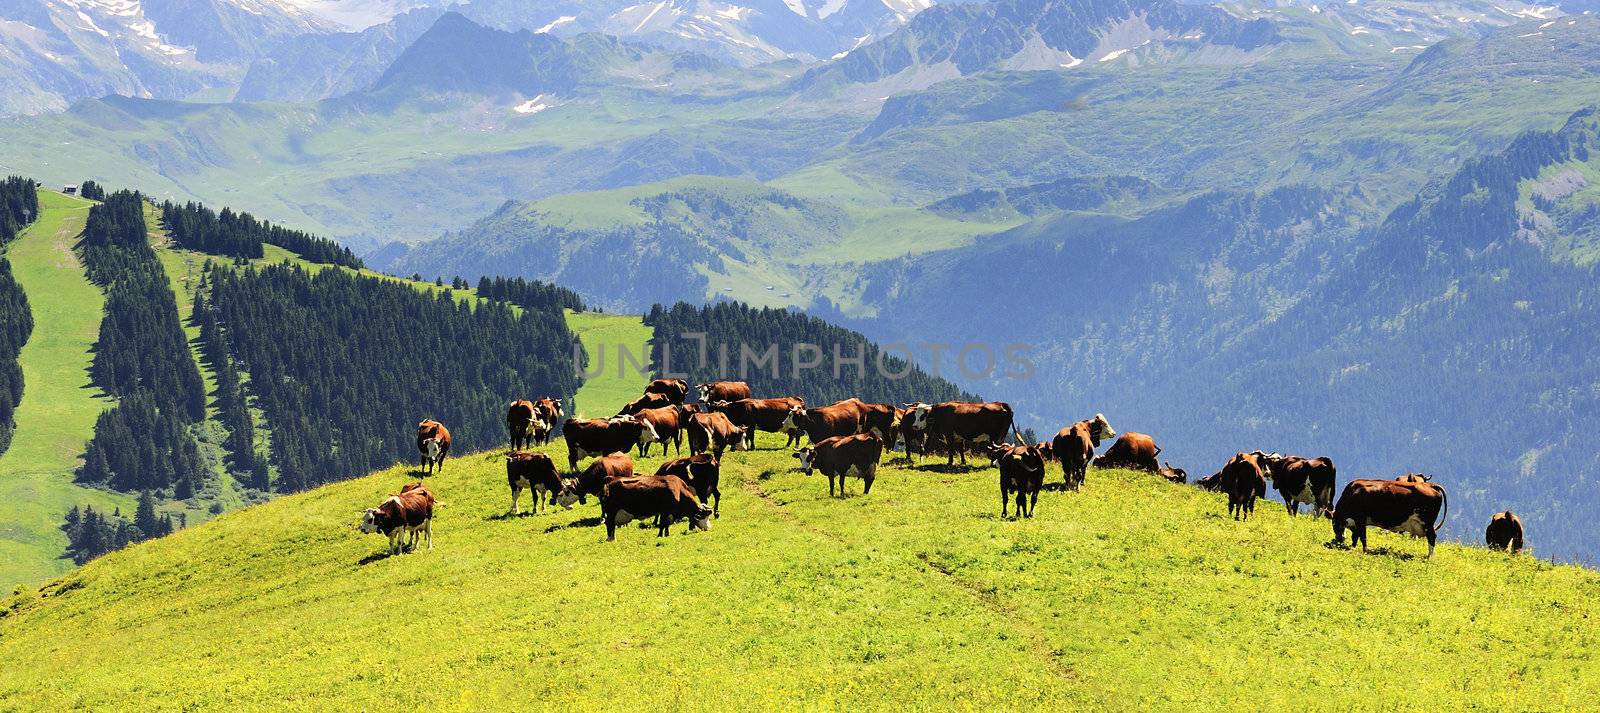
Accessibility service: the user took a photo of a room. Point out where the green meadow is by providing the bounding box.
[566,310,654,418]
[1,438,1595,710]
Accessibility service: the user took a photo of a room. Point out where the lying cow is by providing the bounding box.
[1485,510,1524,553]
[507,451,577,515]
[687,411,750,459]
[1331,477,1449,558]
[711,397,803,450]
[1253,452,1336,517]
[1093,432,1161,472]
[601,475,714,541]
[563,416,657,473]
[697,380,751,404]
[360,482,434,554]
[416,420,451,474]
[1220,452,1269,521]
[998,444,1047,519]
[793,433,883,497]
[656,454,721,518]
[645,378,689,404]
[1052,413,1116,490]
[1158,462,1188,484]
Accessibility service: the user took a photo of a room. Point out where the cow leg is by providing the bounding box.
[605,513,617,542]
[510,485,521,515]
[712,489,721,518]
[1425,528,1436,559]
[1029,490,1039,518]
[1001,483,1009,518]
[423,519,433,551]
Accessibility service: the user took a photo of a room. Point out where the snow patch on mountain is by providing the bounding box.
[536,16,578,33]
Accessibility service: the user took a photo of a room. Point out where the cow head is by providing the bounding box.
[358,508,382,534]
[690,504,714,531]
[1005,448,1044,475]
[696,383,713,401]
[792,446,815,474]
[1089,413,1116,445]
[902,402,932,431]
[729,426,751,451]
[549,398,565,420]
[781,406,806,432]
[422,437,442,463]
[554,479,580,509]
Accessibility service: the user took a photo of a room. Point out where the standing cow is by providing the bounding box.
[711,397,804,450]
[793,433,883,497]
[601,475,714,541]
[1253,452,1337,517]
[633,404,691,457]
[1331,477,1449,558]
[1051,413,1116,490]
[416,420,451,474]
[563,417,657,473]
[656,454,721,518]
[998,444,1047,519]
[507,451,577,515]
[359,482,435,554]
[532,398,564,445]
[919,402,1015,467]
[646,378,690,404]
[1485,511,1524,553]
[506,400,539,451]
[686,411,750,459]
[697,381,751,404]
[1219,452,1270,521]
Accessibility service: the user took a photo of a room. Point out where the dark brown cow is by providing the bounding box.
[656,454,721,518]
[1253,452,1337,517]
[782,401,862,445]
[686,411,750,459]
[601,475,713,540]
[793,433,883,497]
[1051,413,1116,490]
[532,397,563,445]
[711,397,804,449]
[507,400,538,451]
[1220,452,1269,521]
[896,403,929,462]
[998,445,1046,519]
[841,398,896,447]
[1332,478,1449,558]
[416,420,452,474]
[697,381,751,404]
[1194,471,1224,491]
[507,451,577,515]
[359,482,434,554]
[1395,473,1433,484]
[562,417,658,473]
[618,393,674,416]
[1158,462,1188,484]
[633,405,692,457]
[1094,432,1161,472]
[1036,441,1055,462]
[919,402,1015,466]
[1485,511,1524,553]
[573,452,636,503]
[645,378,690,404]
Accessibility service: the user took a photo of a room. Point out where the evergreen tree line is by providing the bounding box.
[0,175,40,246]
[74,190,209,495]
[61,493,182,565]
[204,263,582,492]
[78,180,107,201]
[475,275,586,313]
[0,257,32,456]
[644,301,976,407]
[160,201,364,269]
[194,288,265,488]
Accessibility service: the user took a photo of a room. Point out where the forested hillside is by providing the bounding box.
[0,177,37,457]
[646,301,974,405]
[161,201,364,268]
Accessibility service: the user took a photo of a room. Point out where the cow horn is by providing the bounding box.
[1012,425,1032,448]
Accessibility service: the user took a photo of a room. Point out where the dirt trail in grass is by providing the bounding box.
[0,190,128,588]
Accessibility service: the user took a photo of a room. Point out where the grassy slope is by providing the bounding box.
[0,443,1595,710]
[0,192,129,588]
[565,310,653,418]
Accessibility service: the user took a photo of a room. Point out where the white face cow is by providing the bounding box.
[551,399,565,420]
[791,447,815,474]
[422,437,442,463]
[1091,413,1117,442]
[359,507,382,534]
[903,402,933,431]
[780,406,805,433]
[729,426,751,451]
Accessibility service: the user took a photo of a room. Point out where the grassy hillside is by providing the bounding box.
[0,443,1593,709]
[565,310,653,417]
[0,192,130,587]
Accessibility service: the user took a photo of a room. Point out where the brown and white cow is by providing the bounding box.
[711,397,804,450]
[416,420,451,474]
[841,398,896,447]
[1331,477,1449,557]
[1253,452,1337,517]
[1219,452,1270,521]
[697,380,751,404]
[600,475,713,541]
[897,403,931,462]
[1158,462,1188,484]
[998,444,1047,519]
[1051,414,1116,490]
[507,451,578,515]
[686,411,750,460]
[532,397,564,445]
[562,416,658,473]
[782,401,863,445]
[1093,432,1161,472]
[633,404,692,457]
[1485,511,1524,553]
[618,392,674,416]
[793,433,883,497]
[921,402,1015,466]
[573,452,637,504]
[656,454,721,518]
[506,400,539,452]
[359,482,435,554]
[645,378,690,404]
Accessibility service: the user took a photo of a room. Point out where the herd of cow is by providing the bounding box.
[359,379,1528,559]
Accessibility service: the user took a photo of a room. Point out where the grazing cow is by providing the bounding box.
[359,482,434,554]
[998,444,1047,518]
[600,475,713,541]
[1332,478,1449,558]
[1220,452,1270,521]
[783,401,863,445]
[656,454,721,517]
[793,433,883,497]
[507,451,577,515]
[532,398,564,445]
[416,420,451,474]
[574,452,636,503]
[562,416,657,473]
[506,400,539,451]
[1195,471,1224,491]
[645,378,690,404]
[711,397,804,449]
[618,392,674,416]
[686,411,750,459]
[697,381,751,404]
[1051,414,1116,490]
[1485,511,1524,553]
[1158,462,1188,484]
[1253,452,1337,517]
[1093,432,1161,472]
[633,405,691,457]
[924,402,1015,466]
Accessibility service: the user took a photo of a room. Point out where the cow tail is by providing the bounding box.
[1433,485,1449,533]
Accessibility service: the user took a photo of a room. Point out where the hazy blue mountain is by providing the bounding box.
[234,7,446,101]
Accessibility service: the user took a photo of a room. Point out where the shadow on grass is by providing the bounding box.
[917,463,985,474]
[543,516,603,533]
[358,547,423,565]
[484,508,571,521]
